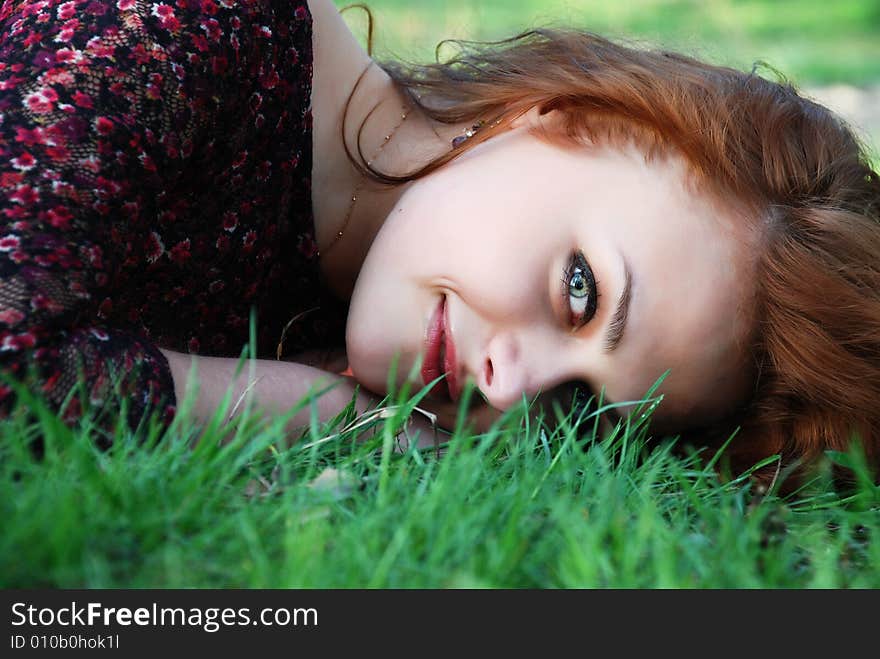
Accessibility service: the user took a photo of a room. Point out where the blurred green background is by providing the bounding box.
[334,0,880,157]
[334,0,879,84]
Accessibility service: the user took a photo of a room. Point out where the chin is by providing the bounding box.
[344,340,392,398]
[345,355,383,397]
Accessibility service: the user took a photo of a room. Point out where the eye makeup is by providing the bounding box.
[561,250,599,329]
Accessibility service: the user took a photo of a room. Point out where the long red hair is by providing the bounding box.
[343,9,880,487]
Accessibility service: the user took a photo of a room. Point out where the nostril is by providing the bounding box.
[484,358,494,387]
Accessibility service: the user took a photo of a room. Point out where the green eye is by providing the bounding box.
[562,252,599,328]
[569,269,589,298]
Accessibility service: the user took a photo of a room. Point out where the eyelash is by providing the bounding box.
[561,250,600,329]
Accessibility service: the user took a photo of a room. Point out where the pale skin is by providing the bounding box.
[161,0,759,442]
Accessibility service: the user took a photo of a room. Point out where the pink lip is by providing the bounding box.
[421,296,459,402]
[443,299,460,401]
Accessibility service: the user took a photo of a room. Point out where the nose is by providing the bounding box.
[478,331,524,409]
[477,328,568,410]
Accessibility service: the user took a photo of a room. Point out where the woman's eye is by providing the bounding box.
[563,251,599,327]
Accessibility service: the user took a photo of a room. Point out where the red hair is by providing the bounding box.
[344,12,880,487]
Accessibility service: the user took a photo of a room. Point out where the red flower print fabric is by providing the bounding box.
[0,0,347,433]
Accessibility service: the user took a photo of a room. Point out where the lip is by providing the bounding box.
[421,295,459,402]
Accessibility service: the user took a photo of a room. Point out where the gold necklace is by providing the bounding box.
[317,105,411,258]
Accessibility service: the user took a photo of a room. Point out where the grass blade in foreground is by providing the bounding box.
[1,380,878,588]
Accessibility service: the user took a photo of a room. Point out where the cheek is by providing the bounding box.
[345,282,405,394]
[345,248,432,395]
[394,168,540,252]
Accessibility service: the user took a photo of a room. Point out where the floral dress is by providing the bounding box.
[0,0,347,431]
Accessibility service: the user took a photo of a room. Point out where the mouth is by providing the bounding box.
[421,295,460,402]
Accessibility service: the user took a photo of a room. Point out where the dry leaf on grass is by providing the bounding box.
[305,467,363,501]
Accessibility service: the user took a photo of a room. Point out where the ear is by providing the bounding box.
[509,105,563,131]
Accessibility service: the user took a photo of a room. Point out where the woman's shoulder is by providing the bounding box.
[306,0,375,150]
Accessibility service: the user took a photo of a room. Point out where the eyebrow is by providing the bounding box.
[602,256,633,354]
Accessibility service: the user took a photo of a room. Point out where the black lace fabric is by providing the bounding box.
[0,0,347,433]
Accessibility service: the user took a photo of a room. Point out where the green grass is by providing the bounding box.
[2,372,878,588]
[336,0,880,86]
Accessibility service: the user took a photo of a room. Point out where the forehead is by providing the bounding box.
[584,147,757,422]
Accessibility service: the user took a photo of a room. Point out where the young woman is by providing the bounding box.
[1,0,878,485]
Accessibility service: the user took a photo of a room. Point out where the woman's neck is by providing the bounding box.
[307,0,470,300]
[312,65,461,300]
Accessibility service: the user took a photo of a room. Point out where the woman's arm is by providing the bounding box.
[159,349,447,447]
[160,348,370,431]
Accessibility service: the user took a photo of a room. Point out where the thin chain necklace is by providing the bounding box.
[317,105,411,258]
[317,113,490,258]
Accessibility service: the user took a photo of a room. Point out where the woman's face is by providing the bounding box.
[346,119,757,431]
